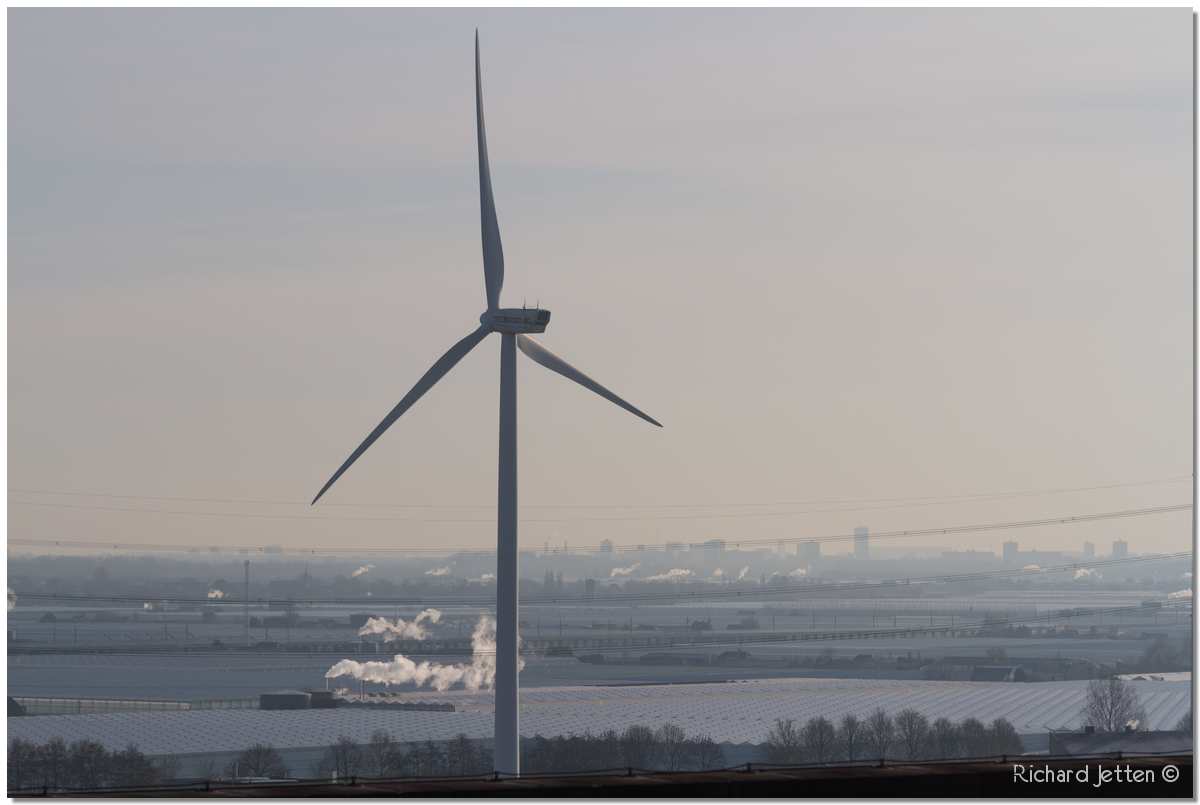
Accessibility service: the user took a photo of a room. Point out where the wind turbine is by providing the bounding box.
[311,33,662,776]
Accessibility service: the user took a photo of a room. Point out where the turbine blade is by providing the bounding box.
[517,335,662,428]
[312,326,491,505]
[476,32,504,311]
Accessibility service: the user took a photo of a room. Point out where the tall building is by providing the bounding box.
[798,541,821,562]
[1112,540,1129,560]
[854,527,869,560]
[1083,541,1095,560]
[1002,541,1019,564]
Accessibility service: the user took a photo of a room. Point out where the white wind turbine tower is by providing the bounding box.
[311,33,662,776]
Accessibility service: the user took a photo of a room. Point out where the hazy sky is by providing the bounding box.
[8,8,1193,557]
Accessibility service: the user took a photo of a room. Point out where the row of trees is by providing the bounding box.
[521,725,724,773]
[764,710,1023,764]
[7,739,171,791]
[307,733,492,779]
[304,724,726,778]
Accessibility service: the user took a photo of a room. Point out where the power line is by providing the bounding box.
[8,503,1191,557]
[11,552,1191,608]
[8,474,1189,512]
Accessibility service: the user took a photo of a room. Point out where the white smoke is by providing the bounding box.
[207,589,225,599]
[1022,564,1042,573]
[358,609,442,641]
[736,566,750,581]
[610,562,641,578]
[711,568,724,578]
[351,564,375,578]
[1073,568,1101,580]
[644,568,692,582]
[425,566,451,577]
[469,573,496,583]
[326,616,523,692]
[143,602,154,610]
[788,567,808,578]
[7,588,15,612]
[1167,589,1192,600]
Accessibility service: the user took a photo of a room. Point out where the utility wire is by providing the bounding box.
[8,474,1189,512]
[8,503,1192,557]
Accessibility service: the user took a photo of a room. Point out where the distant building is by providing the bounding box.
[798,541,821,562]
[1002,541,1019,564]
[699,539,726,552]
[598,540,614,554]
[1083,542,1095,560]
[584,578,597,597]
[853,527,869,560]
[1112,540,1129,560]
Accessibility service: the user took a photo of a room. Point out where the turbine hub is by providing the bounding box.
[482,307,551,334]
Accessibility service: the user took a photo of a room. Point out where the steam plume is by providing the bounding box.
[711,568,724,578]
[7,588,15,612]
[610,562,641,578]
[352,564,375,578]
[358,609,442,641]
[788,567,808,578]
[425,566,451,577]
[736,566,750,581]
[207,589,225,599]
[326,616,522,692]
[1022,564,1041,573]
[644,568,692,582]
[1167,589,1192,599]
[1073,568,1101,580]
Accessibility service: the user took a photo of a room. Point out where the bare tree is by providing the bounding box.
[987,718,1023,756]
[959,718,990,758]
[864,709,895,760]
[227,744,288,779]
[655,724,688,771]
[109,745,159,788]
[1082,678,1147,733]
[364,731,402,778]
[894,709,931,760]
[66,740,111,790]
[689,735,725,770]
[445,734,482,776]
[619,725,658,769]
[802,717,837,763]
[37,738,69,790]
[764,719,804,764]
[594,729,623,770]
[320,736,363,779]
[8,739,38,791]
[839,714,863,762]
[931,718,961,760]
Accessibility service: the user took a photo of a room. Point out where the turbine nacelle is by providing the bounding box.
[482,307,551,334]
